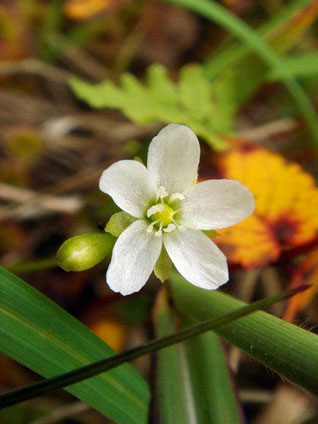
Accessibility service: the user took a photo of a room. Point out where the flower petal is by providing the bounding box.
[99,160,157,218]
[147,124,200,194]
[182,179,255,230]
[164,228,228,289]
[106,219,162,295]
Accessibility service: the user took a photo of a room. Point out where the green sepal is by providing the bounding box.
[154,247,173,283]
[204,230,220,238]
[134,156,145,165]
[57,233,114,272]
[105,211,136,238]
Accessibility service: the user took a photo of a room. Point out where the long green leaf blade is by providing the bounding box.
[153,288,193,423]
[153,288,243,423]
[185,333,242,423]
[0,267,150,424]
[170,273,318,396]
[0,283,306,409]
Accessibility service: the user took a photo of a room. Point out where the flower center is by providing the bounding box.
[146,186,185,236]
[150,203,174,227]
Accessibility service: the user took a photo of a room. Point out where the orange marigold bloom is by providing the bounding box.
[214,145,318,268]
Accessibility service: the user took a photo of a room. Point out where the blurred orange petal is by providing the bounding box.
[217,214,280,268]
[284,250,318,322]
[64,0,125,20]
[215,145,318,268]
[90,318,126,352]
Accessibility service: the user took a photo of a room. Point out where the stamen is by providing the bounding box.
[169,193,185,202]
[163,223,176,233]
[147,204,163,218]
[171,218,185,231]
[156,186,168,201]
[172,208,181,216]
[147,220,159,232]
[155,222,163,237]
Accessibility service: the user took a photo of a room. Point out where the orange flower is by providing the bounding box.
[214,144,318,268]
[284,250,318,321]
[64,0,128,20]
[90,318,126,352]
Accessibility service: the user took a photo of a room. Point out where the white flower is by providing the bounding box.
[99,124,254,295]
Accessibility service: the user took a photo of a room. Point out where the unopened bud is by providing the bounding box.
[57,233,114,272]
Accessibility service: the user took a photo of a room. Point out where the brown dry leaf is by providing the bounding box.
[254,384,313,424]
[214,144,318,268]
[0,5,31,60]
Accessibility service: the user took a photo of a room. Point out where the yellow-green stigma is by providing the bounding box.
[146,202,177,236]
[151,203,174,226]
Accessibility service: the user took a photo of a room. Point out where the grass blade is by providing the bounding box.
[0,283,307,409]
[0,267,149,424]
[152,288,194,423]
[153,288,243,423]
[170,273,318,396]
[166,0,318,144]
[184,332,243,423]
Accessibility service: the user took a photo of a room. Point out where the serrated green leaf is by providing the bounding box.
[179,66,212,120]
[154,247,173,283]
[69,64,232,150]
[105,211,136,238]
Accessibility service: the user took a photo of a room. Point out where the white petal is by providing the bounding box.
[106,220,162,295]
[147,124,200,194]
[99,160,157,218]
[182,179,255,230]
[164,228,228,289]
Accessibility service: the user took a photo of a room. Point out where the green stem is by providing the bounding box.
[4,258,57,274]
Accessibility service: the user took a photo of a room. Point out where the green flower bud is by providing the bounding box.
[57,233,115,272]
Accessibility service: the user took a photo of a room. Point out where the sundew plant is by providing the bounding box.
[2,1,318,423]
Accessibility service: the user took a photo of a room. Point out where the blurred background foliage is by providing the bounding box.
[2,0,318,423]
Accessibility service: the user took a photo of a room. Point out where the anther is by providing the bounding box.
[147,204,163,218]
[169,193,185,202]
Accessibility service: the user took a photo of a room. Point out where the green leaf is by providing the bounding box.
[185,332,243,424]
[269,52,318,80]
[152,288,191,423]
[0,283,306,409]
[69,64,230,150]
[0,267,150,424]
[179,65,212,120]
[105,211,136,238]
[153,288,243,423]
[170,272,318,396]
[203,229,220,238]
[154,247,173,283]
